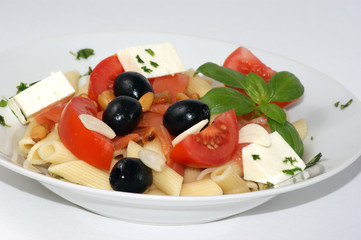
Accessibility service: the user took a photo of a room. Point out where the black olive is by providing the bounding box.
[109,157,153,193]
[113,71,153,100]
[163,99,210,136]
[103,96,142,136]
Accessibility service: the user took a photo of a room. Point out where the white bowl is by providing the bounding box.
[1,32,361,224]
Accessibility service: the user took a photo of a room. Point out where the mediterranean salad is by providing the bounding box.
[0,42,322,196]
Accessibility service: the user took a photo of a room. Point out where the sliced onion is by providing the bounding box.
[238,123,271,147]
[172,119,209,146]
[138,148,166,172]
[79,114,116,139]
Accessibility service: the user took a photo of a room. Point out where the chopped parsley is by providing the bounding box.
[334,101,340,107]
[141,66,153,73]
[145,48,155,56]
[282,167,302,176]
[341,99,353,109]
[16,81,39,94]
[136,55,144,63]
[306,152,322,169]
[310,136,314,140]
[0,115,10,127]
[150,61,159,68]
[266,182,274,189]
[83,66,93,76]
[283,156,298,166]
[0,98,7,107]
[252,154,261,160]
[70,48,94,60]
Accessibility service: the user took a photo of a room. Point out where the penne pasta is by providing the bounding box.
[180,179,223,196]
[126,140,143,158]
[211,165,250,194]
[183,166,202,183]
[143,137,163,155]
[152,166,183,196]
[48,160,112,190]
[37,140,78,164]
[292,118,308,140]
[18,120,38,156]
[76,78,90,96]
[64,70,80,92]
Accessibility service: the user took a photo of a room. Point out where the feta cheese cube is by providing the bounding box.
[242,131,306,185]
[117,42,186,78]
[10,71,75,124]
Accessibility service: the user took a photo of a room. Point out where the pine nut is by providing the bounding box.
[139,92,154,112]
[176,93,189,101]
[161,90,171,103]
[142,127,157,144]
[153,93,170,104]
[30,124,49,143]
[98,90,115,110]
[189,93,200,100]
[80,93,99,108]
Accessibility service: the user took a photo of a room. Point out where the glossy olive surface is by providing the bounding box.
[113,71,153,99]
[102,96,142,136]
[109,158,153,193]
[163,99,210,136]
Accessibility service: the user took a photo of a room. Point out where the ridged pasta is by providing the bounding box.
[18,120,38,156]
[292,118,308,140]
[211,165,250,194]
[126,140,143,158]
[180,179,223,196]
[223,160,243,177]
[64,70,80,92]
[37,140,78,164]
[76,78,90,96]
[48,160,112,190]
[184,69,213,97]
[183,166,202,183]
[26,127,60,165]
[152,166,183,196]
[145,185,166,195]
[143,137,163,155]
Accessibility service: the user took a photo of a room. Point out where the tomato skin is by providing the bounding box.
[58,97,114,170]
[151,73,190,103]
[223,46,298,108]
[35,101,67,130]
[170,109,239,168]
[88,55,124,103]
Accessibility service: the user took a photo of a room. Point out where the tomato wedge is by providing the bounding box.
[58,96,114,170]
[223,46,297,108]
[35,101,67,130]
[151,73,189,103]
[170,109,239,168]
[88,55,124,103]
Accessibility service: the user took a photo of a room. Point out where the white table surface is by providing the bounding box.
[1,0,360,239]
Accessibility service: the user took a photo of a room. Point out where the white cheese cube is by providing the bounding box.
[117,42,186,78]
[0,106,27,156]
[10,71,75,124]
[242,131,306,185]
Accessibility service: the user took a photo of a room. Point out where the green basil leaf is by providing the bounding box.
[196,62,247,89]
[257,103,286,124]
[268,71,304,102]
[267,118,304,157]
[245,73,271,105]
[200,87,256,115]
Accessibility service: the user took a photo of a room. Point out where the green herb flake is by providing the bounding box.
[0,98,8,107]
[150,61,159,68]
[70,48,94,60]
[0,115,10,127]
[334,101,340,107]
[252,154,261,160]
[283,156,298,166]
[266,182,274,189]
[83,66,93,76]
[340,99,353,110]
[145,48,155,56]
[141,66,153,73]
[136,55,144,63]
[306,152,322,169]
[16,82,29,94]
[282,167,302,176]
[310,136,314,140]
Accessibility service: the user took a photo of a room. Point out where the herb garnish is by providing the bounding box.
[16,81,39,94]
[282,167,302,176]
[305,152,322,169]
[334,101,340,107]
[70,48,94,60]
[0,115,10,127]
[145,48,155,56]
[340,99,353,110]
[283,157,298,166]
[150,61,159,68]
[83,66,93,76]
[136,55,144,63]
[0,98,7,107]
[252,154,261,160]
[197,63,304,156]
[266,182,274,189]
[141,66,153,73]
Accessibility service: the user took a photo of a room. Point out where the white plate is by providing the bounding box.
[0,32,361,224]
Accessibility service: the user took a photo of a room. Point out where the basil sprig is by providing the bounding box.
[197,62,305,156]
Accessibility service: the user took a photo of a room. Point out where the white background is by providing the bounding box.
[1,0,360,239]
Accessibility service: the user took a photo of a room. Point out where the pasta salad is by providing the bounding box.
[4,42,320,196]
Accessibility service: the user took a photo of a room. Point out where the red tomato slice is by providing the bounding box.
[223,46,297,108]
[58,96,114,170]
[112,133,141,150]
[88,55,124,103]
[35,101,67,130]
[170,109,239,168]
[151,73,190,103]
